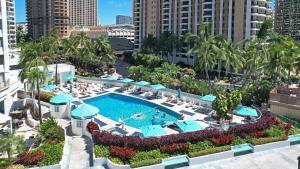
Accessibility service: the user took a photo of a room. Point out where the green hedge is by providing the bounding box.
[188,146,231,158]
[38,142,64,166]
[94,145,110,158]
[0,158,10,168]
[188,141,214,153]
[130,158,162,168]
[251,135,287,145]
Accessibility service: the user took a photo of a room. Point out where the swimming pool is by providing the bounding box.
[84,93,180,128]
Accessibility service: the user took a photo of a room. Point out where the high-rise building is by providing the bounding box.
[6,0,16,46]
[26,0,70,40]
[116,15,132,25]
[70,0,98,26]
[133,0,272,51]
[275,0,300,40]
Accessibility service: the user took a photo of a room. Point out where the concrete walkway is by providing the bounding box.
[181,144,300,169]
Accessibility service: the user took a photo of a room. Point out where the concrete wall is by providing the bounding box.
[50,103,71,119]
[270,104,300,121]
[72,118,93,136]
[254,140,290,153]
[189,150,234,166]
[30,164,61,169]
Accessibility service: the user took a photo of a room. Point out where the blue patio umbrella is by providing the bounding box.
[119,78,134,83]
[175,120,204,133]
[71,103,99,120]
[200,95,216,102]
[50,93,74,104]
[135,81,150,86]
[236,105,258,117]
[64,75,76,81]
[140,125,166,138]
[42,84,57,91]
[105,76,118,81]
[177,88,182,98]
[151,84,166,90]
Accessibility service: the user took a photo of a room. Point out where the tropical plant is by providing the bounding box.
[212,93,229,120]
[0,134,24,162]
[185,23,219,83]
[141,34,158,53]
[39,117,58,137]
[38,142,64,166]
[227,90,242,112]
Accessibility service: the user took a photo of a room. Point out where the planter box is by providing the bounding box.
[136,163,164,169]
[254,140,290,153]
[189,150,234,166]
[106,159,131,169]
[94,158,107,166]
[30,164,61,169]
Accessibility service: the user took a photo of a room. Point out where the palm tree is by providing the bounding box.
[141,34,158,53]
[92,35,116,64]
[19,42,47,124]
[0,134,24,163]
[185,23,219,84]
[222,40,244,76]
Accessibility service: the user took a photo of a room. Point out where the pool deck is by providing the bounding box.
[180,144,300,169]
[69,84,246,136]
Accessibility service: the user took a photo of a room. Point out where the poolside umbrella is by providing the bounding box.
[71,103,99,120]
[151,84,166,90]
[105,75,118,81]
[175,120,203,133]
[119,78,134,83]
[64,75,76,81]
[135,81,150,86]
[50,93,74,104]
[42,84,57,91]
[140,125,166,138]
[177,88,182,98]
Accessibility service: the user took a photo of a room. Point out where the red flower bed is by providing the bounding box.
[92,110,278,151]
[285,123,293,135]
[210,135,233,146]
[160,143,189,155]
[87,121,99,134]
[110,146,136,161]
[14,151,45,166]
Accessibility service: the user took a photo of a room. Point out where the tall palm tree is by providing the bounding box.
[222,40,244,76]
[141,34,158,53]
[185,23,219,84]
[19,42,47,124]
[92,35,116,64]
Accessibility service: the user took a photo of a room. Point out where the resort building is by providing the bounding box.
[6,0,17,46]
[26,0,70,40]
[275,0,300,40]
[116,15,132,25]
[69,0,98,26]
[133,0,272,63]
[105,24,135,43]
[269,85,300,121]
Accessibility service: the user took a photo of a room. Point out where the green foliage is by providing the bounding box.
[251,135,287,145]
[130,158,162,168]
[39,117,58,137]
[188,145,231,158]
[94,145,110,158]
[38,142,64,166]
[44,126,64,142]
[130,53,164,69]
[232,136,247,146]
[0,134,24,162]
[266,125,284,137]
[6,164,26,169]
[289,128,300,135]
[212,93,229,120]
[108,157,124,165]
[189,141,214,153]
[0,158,10,168]
[228,90,242,111]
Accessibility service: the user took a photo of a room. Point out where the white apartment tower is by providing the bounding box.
[70,0,98,26]
[6,0,16,45]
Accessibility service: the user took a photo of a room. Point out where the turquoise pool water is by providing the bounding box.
[84,93,180,128]
[201,95,216,102]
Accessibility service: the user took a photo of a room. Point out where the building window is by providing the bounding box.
[76,120,82,128]
[55,106,59,112]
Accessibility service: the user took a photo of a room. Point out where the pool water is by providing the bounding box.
[84,93,180,128]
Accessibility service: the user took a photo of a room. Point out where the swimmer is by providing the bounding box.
[163,112,166,117]
[156,109,160,114]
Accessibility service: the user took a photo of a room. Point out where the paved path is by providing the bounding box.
[181,144,300,169]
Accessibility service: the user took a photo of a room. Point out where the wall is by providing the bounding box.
[72,118,93,136]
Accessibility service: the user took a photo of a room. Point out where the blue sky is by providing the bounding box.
[15,0,274,25]
[15,0,132,25]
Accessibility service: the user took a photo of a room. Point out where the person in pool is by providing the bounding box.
[163,112,166,117]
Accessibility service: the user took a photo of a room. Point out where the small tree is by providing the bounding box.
[0,134,24,163]
[227,90,242,112]
[212,93,228,120]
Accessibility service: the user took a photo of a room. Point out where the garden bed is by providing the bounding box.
[90,111,299,168]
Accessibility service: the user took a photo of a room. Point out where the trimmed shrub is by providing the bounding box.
[189,140,214,153]
[284,123,292,135]
[289,128,299,135]
[188,146,231,158]
[251,135,288,145]
[87,121,99,134]
[160,143,189,155]
[266,125,284,137]
[130,149,165,163]
[44,126,64,142]
[110,146,136,161]
[130,158,162,168]
[39,117,58,137]
[94,145,110,158]
[232,136,247,145]
[6,165,26,169]
[108,157,124,165]
[38,143,64,166]
[0,158,10,168]
[210,135,234,146]
[14,151,45,166]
